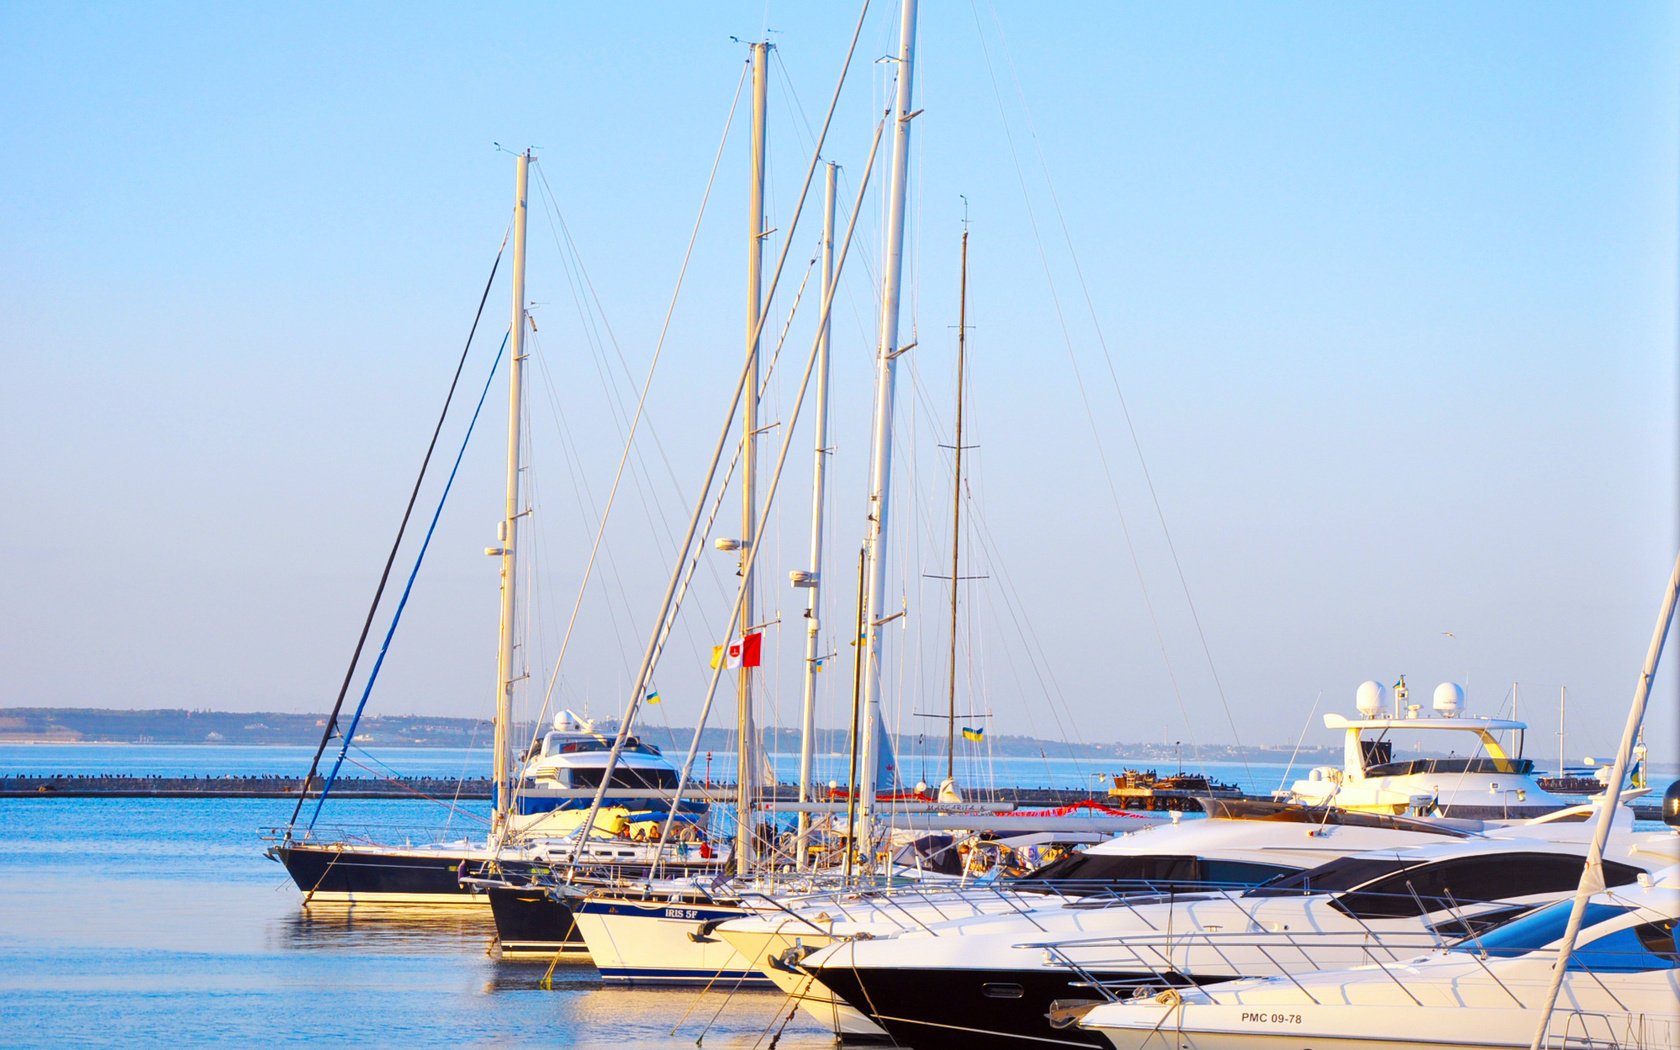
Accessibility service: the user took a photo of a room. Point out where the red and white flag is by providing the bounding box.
[711,631,764,669]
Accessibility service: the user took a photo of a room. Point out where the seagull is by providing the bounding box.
[1441,631,1456,640]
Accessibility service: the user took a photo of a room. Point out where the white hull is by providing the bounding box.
[717,925,883,1037]
[1090,1000,1680,1050]
[573,895,770,985]
[1084,881,1680,1050]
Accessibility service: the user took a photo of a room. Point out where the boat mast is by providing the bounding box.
[492,149,530,836]
[945,225,967,789]
[736,41,769,876]
[1527,551,1680,1050]
[795,161,838,871]
[1557,684,1566,777]
[856,0,919,864]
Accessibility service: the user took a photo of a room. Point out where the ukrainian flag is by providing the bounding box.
[645,688,661,705]
[962,726,984,743]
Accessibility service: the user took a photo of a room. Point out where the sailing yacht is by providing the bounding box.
[267,152,708,908]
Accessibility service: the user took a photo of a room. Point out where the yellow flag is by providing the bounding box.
[710,645,725,669]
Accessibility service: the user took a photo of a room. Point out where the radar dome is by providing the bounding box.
[1355,681,1385,716]
[1432,682,1464,716]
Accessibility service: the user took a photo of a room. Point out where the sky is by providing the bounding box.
[2,2,1676,770]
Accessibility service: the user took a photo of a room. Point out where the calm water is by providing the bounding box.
[0,789,838,1048]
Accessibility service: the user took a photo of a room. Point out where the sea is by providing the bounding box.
[0,744,1668,1047]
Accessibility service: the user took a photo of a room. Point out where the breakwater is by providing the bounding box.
[0,775,1135,807]
[1,776,1660,820]
[0,775,493,799]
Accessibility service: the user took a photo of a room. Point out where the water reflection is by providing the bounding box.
[275,904,496,955]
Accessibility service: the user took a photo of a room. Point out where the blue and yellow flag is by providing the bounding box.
[962,726,984,743]
[645,688,661,705]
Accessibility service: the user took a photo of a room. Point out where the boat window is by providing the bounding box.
[1330,854,1646,920]
[1430,904,1533,940]
[1246,856,1417,897]
[1450,900,1627,957]
[1011,853,1297,895]
[567,767,679,789]
[1361,757,1534,778]
[1567,918,1680,973]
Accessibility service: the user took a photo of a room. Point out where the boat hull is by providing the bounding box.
[716,925,886,1038]
[488,885,588,957]
[811,962,1196,1050]
[573,896,772,986]
[270,842,491,906]
[1085,1001,1680,1050]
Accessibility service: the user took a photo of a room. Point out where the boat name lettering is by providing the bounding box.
[665,907,700,920]
[1240,1012,1303,1025]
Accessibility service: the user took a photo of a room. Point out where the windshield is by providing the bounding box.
[1449,900,1626,958]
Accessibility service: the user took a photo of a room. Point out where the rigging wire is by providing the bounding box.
[284,231,508,837]
[307,332,510,830]
[502,63,751,798]
[982,0,1251,779]
[567,0,882,863]
[966,0,1209,766]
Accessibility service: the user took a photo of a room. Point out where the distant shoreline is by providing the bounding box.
[3,707,1670,776]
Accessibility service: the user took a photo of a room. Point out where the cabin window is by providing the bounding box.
[1567,918,1680,972]
[1247,856,1416,898]
[1015,854,1297,895]
[567,768,679,789]
[1332,854,1644,920]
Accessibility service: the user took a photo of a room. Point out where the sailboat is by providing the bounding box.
[266,151,706,908]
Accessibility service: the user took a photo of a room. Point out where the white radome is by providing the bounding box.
[1432,681,1464,716]
[1354,680,1385,716]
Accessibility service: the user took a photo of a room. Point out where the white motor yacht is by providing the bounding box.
[1079,865,1679,1050]
[719,803,1486,1037]
[799,820,1679,1050]
[1282,679,1572,819]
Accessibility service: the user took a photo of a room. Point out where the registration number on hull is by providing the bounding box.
[1241,1011,1303,1025]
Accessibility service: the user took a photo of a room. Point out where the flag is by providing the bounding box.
[962,726,984,743]
[712,631,764,670]
[813,657,825,673]
[645,688,661,705]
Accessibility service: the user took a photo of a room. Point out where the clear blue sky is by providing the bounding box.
[2,2,1675,768]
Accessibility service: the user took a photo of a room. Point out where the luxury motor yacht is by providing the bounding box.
[1078,866,1678,1050]
[798,817,1679,1050]
[1280,679,1572,819]
[718,802,1486,1037]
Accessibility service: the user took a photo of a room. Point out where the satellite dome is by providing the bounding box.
[1355,681,1385,716]
[1432,682,1464,716]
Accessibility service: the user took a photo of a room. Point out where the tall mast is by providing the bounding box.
[736,41,769,876]
[492,149,530,835]
[856,0,919,861]
[795,161,838,870]
[945,226,967,788]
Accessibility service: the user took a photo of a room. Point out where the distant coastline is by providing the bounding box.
[0,706,1341,765]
